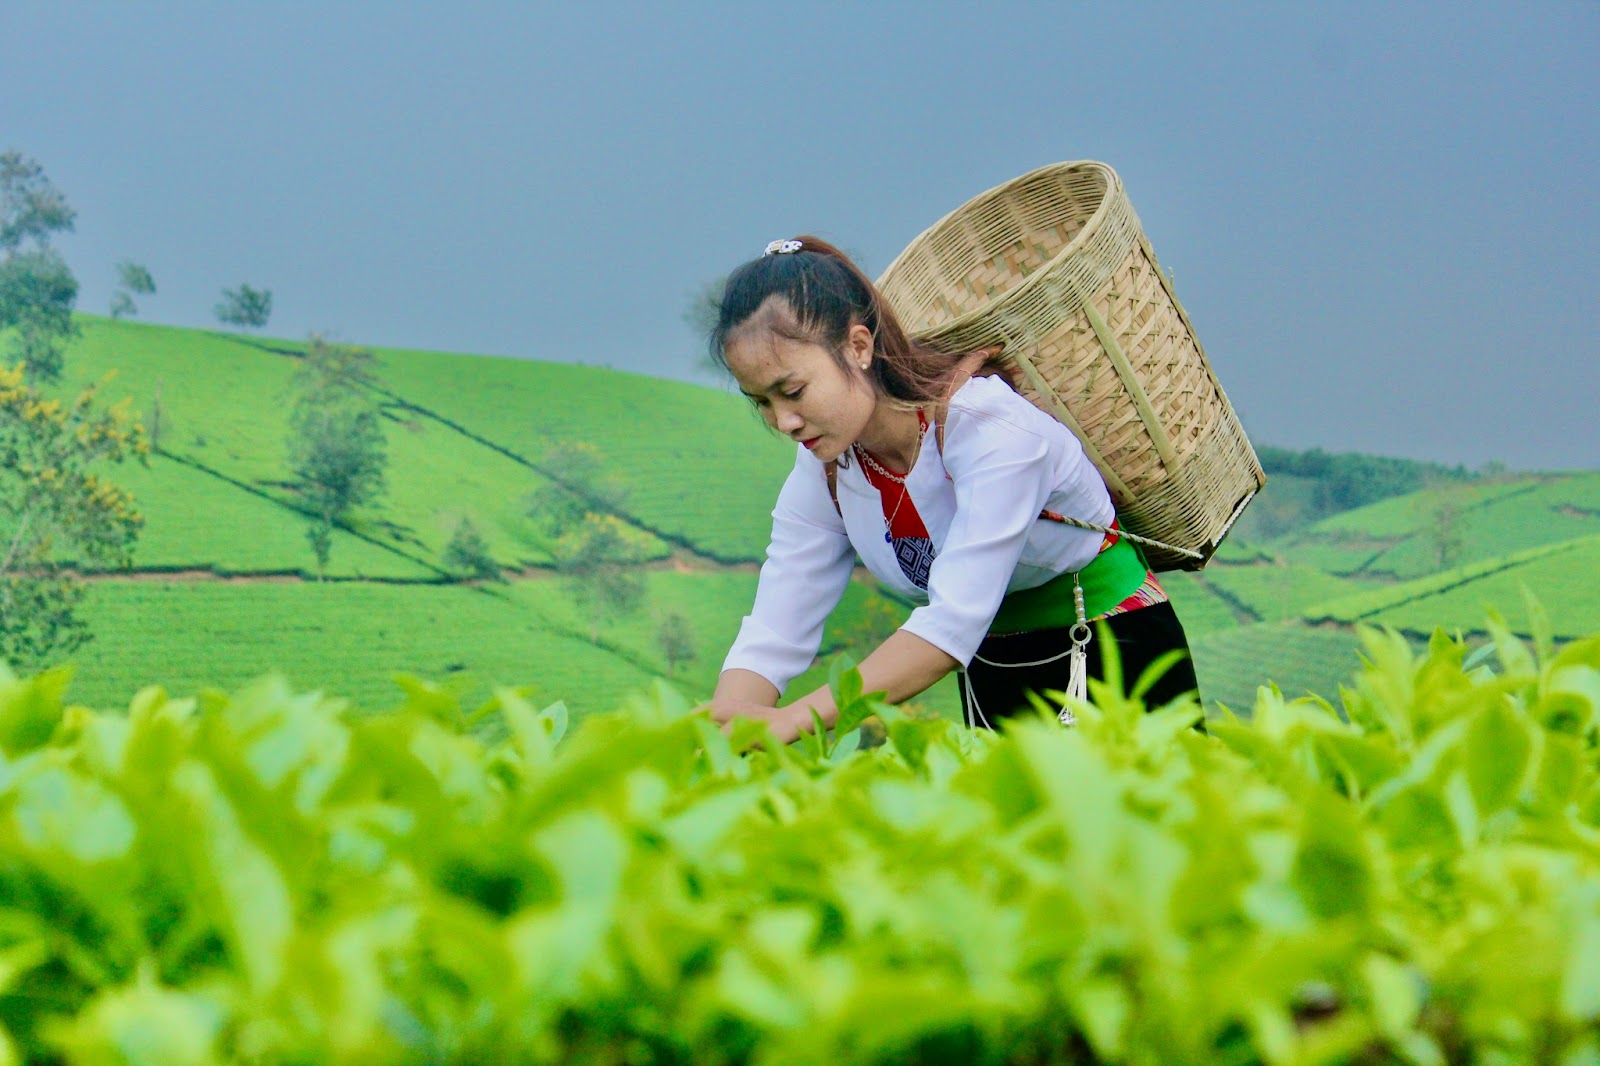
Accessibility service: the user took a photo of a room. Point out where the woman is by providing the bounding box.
[708,236,1198,743]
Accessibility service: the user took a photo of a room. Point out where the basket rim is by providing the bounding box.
[877,159,1126,344]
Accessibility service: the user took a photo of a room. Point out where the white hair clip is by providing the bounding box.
[763,239,803,256]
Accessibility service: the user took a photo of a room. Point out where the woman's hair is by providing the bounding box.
[707,236,1013,408]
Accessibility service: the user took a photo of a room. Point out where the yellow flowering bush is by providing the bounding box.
[0,363,147,666]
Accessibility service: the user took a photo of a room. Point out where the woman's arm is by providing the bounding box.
[711,630,958,743]
[720,451,856,696]
[708,668,783,734]
[713,667,779,706]
[788,629,959,725]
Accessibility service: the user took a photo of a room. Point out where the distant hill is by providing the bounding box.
[1175,469,1600,707]
[1272,473,1600,580]
[19,315,1595,718]
[1305,534,1600,640]
[1230,445,1483,542]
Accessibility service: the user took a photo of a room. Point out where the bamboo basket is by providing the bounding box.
[876,160,1264,571]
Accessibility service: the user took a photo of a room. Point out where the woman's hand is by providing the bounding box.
[708,697,813,745]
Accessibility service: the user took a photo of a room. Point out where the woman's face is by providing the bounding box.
[724,310,878,464]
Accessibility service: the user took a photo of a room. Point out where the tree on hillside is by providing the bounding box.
[657,610,697,678]
[528,446,649,641]
[109,260,156,319]
[0,152,75,249]
[286,336,388,578]
[0,365,147,669]
[146,381,166,452]
[1429,492,1468,571]
[526,442,628,530]
[442,516,502,582]
[0,151,79,382]
[215,283,272,331]
[293,332,383,403]
[290,407,386,578]
[548,513,647,642]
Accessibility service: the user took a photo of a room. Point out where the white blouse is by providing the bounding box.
[722,374,1116,694]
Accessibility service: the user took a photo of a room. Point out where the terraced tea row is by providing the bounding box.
[69,572,962,718]
[1306,535,1600,640]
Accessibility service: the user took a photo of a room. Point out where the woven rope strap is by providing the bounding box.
[1046,514,1204,561]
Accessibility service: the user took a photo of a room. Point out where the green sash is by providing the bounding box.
[987,536,1149,634]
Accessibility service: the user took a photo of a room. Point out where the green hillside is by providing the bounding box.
[57,317,794,571]
[109,453,436,579]
[75,579,663,713]
[71,569,964,719]
[1273,472,1600,579]
[18,315,1596,723]
[1188,621,1366,713]
[1197,561,1368,622]
[1231,445,1479,542]
[1306,535,1600,640]
[1158,572,1245,633]
[38,317,962,715]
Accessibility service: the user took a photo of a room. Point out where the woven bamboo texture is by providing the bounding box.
[877,160,1265,571]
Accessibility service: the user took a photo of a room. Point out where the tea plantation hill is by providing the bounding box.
[39,316,1600,717]
[49,316,924,713]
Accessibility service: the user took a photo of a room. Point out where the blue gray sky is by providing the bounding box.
[4,2,1595,469]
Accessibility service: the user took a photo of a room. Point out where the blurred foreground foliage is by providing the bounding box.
[0,611,1597,1064]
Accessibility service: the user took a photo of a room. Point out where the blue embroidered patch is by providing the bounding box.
[893,535,936,589]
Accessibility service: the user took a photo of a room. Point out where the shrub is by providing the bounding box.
[442,516,501,581]
[0,613,1596,1063]
[213,283,271,330]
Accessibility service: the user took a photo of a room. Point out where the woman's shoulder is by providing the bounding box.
[948,371,1025,412]
[942,372,1066,448]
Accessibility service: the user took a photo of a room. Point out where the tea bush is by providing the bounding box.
[0,613,1597,1064]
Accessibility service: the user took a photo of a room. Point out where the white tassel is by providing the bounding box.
[1061,575,1090,724]
[1064,642,1086,720]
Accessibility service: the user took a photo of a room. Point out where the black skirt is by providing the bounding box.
[956,601,1200,729]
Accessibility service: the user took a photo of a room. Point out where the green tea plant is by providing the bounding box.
[0,611,1596,1064]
